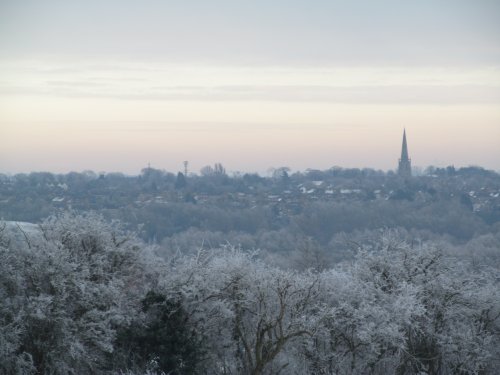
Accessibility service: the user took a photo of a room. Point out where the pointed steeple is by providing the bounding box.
[398,129,412,177]
[401,129,409,161]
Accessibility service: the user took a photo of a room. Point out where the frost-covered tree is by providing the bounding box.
[0,214,159,374]
[304,233,500,375]
[1,218,498,375]
[165,248,322,375]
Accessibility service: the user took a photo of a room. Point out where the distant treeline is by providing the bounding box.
[1,165,499,268]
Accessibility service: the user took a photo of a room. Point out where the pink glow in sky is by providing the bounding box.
[1,1,499,174]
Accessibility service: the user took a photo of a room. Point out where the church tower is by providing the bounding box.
[398,129,412,177]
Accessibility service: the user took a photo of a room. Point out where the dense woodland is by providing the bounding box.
[1,165,500,374]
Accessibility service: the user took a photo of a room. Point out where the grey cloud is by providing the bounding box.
[1,1,499,66]
[45,80,109,87]
[1,83,499,105]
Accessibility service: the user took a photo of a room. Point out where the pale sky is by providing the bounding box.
[1,0,499,174]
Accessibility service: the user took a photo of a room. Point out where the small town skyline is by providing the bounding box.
[1,124,499,176]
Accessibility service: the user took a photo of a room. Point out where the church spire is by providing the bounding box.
[401,129,409,161]
[398,129,412,177]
